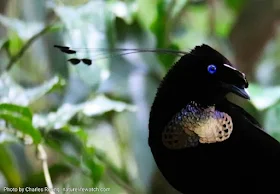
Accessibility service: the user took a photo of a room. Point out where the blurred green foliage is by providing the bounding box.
[0,0,280,194]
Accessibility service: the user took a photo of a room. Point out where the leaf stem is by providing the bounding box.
[37,144,55,194]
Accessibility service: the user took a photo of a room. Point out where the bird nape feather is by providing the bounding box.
[148,44,280,194]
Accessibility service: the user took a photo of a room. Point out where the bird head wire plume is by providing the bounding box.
[53,44,187,66]
[54,44,249,105]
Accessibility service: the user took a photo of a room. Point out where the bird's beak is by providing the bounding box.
[220,82,250,100]
[228,85,250,100]
[220,64,250,100]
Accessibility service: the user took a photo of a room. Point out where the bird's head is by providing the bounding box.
[159,44,249,107]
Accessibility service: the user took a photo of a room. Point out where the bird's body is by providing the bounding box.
[148,44,280,194]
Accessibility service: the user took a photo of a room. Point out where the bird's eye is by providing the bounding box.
[207,64,217,74]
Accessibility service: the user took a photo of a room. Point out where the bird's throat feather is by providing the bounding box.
[162,101,233,149]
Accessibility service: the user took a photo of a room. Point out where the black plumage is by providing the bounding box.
[148,44,280,194]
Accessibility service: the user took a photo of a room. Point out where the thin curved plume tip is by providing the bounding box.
[54,44,188,66]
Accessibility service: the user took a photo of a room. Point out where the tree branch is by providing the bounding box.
[5,21,56,71]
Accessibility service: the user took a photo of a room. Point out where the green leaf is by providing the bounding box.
[33,95,136,129]
[64,126,88,143]
[247,83,280,110]
[224,0,247,13]
[82,95,136,116]
[137,0,157,28]
[45,130,82,166]
[150,1,188,70]
[0,113,41,144]
[0,72,27,105]
[0,103,32,120]
[0,73,65,106]
[25,76,65,103]
[0,103,41,144]
[47,23,63,33]
[0,144,22,187]
[150,0,169,47]
[33,103,82,130]
[82,149,104,185]
[7,32,24,57]
[44,129,104,184]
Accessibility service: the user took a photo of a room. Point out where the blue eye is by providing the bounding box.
[207,64,217,74]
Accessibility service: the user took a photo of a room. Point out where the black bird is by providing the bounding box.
[148,44,280,194]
